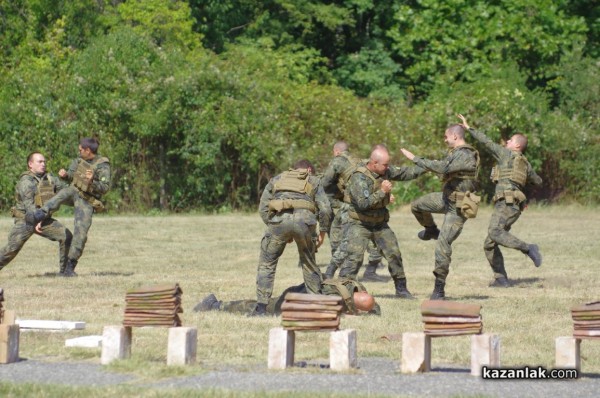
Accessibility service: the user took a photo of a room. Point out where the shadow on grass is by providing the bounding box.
[510,277,542,286]
[30,271,135,278]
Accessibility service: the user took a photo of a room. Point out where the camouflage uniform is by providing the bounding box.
[0,172,72,273]
[321,152,383,276]
[338,164,424,283]
[202,280,381,315]
[38,155,111,264]
[469,129,543,279]
[256,169,332,305]
[410,145,479,282]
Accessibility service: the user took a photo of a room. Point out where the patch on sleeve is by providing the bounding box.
[364,190,370,198]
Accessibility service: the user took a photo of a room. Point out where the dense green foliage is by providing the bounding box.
[0,0,598,211]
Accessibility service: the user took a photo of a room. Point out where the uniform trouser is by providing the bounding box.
[484,200,529,279]
[256,215,322,304]
[338,219,406,280]
[329,206,383,269]
[411,192,467,281]
[0,218,72,272]
[42,186,94,262]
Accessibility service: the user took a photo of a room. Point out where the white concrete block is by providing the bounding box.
[268,327,295,369]
[329,329,357,371]
[101,326,131,365]
[555,336,581,371]
[16,320,85,330]
[65,335,103,348]
[167,327,197,366]
[401,332,431,373]
[471,334,501,376]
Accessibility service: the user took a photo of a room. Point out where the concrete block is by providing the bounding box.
[101,326,131,365]
[65,335,103,348]
[555,336,581,371]
[329,329,357,371]
[16,320,85,330]
[268,327,295,369]
[167,327,197,366]
[401,332,431,373]
[0,324,19,364]
[471,334,501,376]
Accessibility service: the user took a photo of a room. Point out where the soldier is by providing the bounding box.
[321,141,386,281]
[458,114,543,286]
[252,159,332,316]
[194,278,380,316]
[0,152,72,274]
[338,146,425,298]
[401,123,480,300]
[26,137,111,277]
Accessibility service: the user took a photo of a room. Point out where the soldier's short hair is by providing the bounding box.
[80,137,100,154]
[447,124,466,139]
[293,159,314,172]
[27,151,43,165]
[333,141,349,152]
[513,133,528,152]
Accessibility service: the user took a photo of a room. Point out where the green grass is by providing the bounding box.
[0,204,599,384]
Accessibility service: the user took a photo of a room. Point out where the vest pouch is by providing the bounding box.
[461,191,481,219]
[73,161,92,193]
[91,198,105,213]
[504,190,514,204]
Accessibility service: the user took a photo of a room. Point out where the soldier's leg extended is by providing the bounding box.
[38,218,73,274]
[372,225,413,298]
[0,221,34,271]
[338,221,371,280]
[256,222,291,305]
[293,220,323,295]
[411,192,444,240]
[325,207,349,279]
[432,204,466,299]
[63,197,94,276]
[27,187,77,225]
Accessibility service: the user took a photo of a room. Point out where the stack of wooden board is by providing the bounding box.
[421,300,482,336]
[280,292,343,331]
[123,283,182,327]
[571,301,600,339]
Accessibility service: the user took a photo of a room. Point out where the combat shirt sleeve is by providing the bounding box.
[527,165,543,187]
[90,160,111,197]
[413,149,475,177]
[386,164,426,181]
[16,176,37,213]
[347,172,386,211]
[320,158,340,193]
[258,179,274,225]
[50,174,69,192]
[64,158,79,182]
[468,128,506,162]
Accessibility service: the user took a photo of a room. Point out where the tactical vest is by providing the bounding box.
[323,278,368,315]
[443,144,480,182]
[335,153,361,197]
[344,166,390,223]
[268,169,316,213]
[490,151,528,187]
[72,156,109,193]
[17,172,56,207]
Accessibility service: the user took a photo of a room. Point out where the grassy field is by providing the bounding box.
[0,204,599,378]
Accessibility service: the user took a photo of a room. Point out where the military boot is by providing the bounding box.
[393,277,414,299]
[361,261,388,282]
[527,244,542,267]
[193,294,222,312]
[418,226,440,241]
[62,259,78,277]
[489,276,510,288]
[249,303,267,317]
[324,264,337,280]
[430,279,446,300]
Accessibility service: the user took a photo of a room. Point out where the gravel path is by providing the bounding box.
[0,357,598,397]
